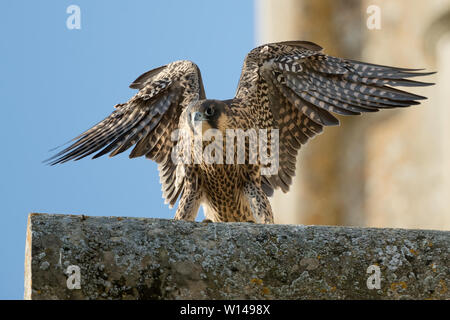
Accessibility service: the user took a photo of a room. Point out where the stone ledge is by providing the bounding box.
[25,213,449,299]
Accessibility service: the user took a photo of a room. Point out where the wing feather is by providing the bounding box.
[46,60,206,207]
[235,41,434,194]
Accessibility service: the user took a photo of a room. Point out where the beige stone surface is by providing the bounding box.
[257,0,450,230]
[362,0,450,229]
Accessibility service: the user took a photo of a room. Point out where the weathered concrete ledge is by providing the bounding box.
[25,213,449,300]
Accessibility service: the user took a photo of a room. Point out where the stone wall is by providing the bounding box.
[25,213,449,299]
[256,0,450,230]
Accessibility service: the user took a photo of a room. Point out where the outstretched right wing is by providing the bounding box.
[235,41,435,196]
[46,60,206,207]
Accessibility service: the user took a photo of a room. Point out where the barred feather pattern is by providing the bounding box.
[235,41,434,194]
[47,41,434,224]
[46,60,206,207]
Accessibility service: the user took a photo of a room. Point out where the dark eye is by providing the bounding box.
[205,106,214,117]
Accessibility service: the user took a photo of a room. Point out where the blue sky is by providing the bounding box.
[0,0,254,299]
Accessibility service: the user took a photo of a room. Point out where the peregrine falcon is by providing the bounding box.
[47,41,434,224]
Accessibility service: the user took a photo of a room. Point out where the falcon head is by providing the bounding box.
[188,99,228,134]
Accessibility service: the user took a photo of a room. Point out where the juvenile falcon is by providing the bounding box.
[47,41,434,224]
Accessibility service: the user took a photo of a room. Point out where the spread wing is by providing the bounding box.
[46,60,206,207]
[235,41,434,195]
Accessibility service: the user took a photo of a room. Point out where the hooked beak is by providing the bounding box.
[190,111,205,129]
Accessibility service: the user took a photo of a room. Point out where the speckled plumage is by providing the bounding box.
[47,41,434,224]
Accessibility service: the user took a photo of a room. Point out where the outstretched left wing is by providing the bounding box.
[235,41,434,196]
[46,60,206,207]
